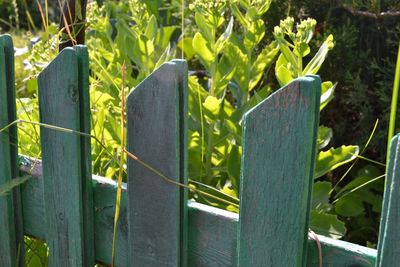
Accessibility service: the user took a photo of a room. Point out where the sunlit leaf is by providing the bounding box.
[303,34,334,75]
[312,181,332,211]
[193,32,215,70]
[216,16,234,54]
[317,125,332,150]
[310,211,346,239]
[314,145,359,178]
[320,81,336,110]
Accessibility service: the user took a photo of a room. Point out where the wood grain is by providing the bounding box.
[172,59,189,266]
[237,76,321,266]
[74,45,95,266]
[127,61,187,266]
[376,134,400,267]
[38,47,93,266]
[0,34,24,267]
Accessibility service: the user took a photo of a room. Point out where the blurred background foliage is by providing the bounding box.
[1,0,400,256]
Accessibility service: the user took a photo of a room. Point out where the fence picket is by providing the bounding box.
[127,61,188,266]
[1,34,395,267]
[74,45,95,265]
[376,134,400,267]
[237,76,321,266]
[38,47,93,266]
[0,34,24,267]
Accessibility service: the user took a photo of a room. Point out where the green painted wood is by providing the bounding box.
[376,134,400,267]
[238,76,321,266]
[18,156,377,266]
[172,59,189,266]
[126,61,187,266]
[38,47,93,266]
[74,45,95,266]
[0,34,24,266]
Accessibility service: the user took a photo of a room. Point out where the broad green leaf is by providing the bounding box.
[317,125,332,150]
[275,53,295,87]
[230,2,248,27]
[303,34,334,75]
[221,181,239,200]
[229,43,249,92]
[314,145,359,178]
[309,211,346,239]
[320,81,336,110]
[216,16,234,54]
[203,96,221,120]
[247,7,259,20]
[144,0,161,19]
[144,15,157,40]
[195,12,214,44]
[335,193,365,217]
[155,26,178,49]
[90,91,114,106]
[339,165,381,194]
[214,44,239,95]
[249,41,279,91]
[130,34,155,69]
[244,19,265,51]
[178,37,195,60]
[276,65,294,86]
[312,181,332,211]
[257,0,272,16]
[227,145,242,188]
[188,131,204,176]
[193,32,215,70]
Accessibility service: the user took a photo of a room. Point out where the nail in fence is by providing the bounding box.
[0,35,398,266]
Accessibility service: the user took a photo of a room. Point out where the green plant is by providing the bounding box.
[176,0,361,239]
[6,0,395,259]
[387,42,400,158]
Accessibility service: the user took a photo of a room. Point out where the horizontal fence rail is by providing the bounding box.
[0,34,398,267]
[19,157,377,267]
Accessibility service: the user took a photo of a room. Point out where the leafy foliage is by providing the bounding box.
[6,1,396,260]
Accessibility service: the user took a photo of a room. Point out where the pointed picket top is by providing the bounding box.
[38,46,93,266]
[237,76,321,266]
[0,34,24,267]
[127,60,188,266]
[376,134,400,267]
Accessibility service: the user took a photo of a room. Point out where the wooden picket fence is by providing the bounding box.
[0,33,399,266]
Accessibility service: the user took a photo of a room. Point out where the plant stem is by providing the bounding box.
[298,55,303,77]
[387,42,400,160]
[204,123,215,183]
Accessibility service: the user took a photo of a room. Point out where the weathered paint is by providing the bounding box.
[38,47,93,266]
[0,34,24,267]
[126,61,187,266]
[376,134,400,267]
[238,76,321,266]
[0,36,382,267]
[19,157,377,266]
